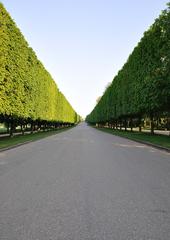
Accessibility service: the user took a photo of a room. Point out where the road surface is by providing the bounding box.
[0,123,170,239]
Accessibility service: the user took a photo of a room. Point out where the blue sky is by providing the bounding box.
[2,0,168,117]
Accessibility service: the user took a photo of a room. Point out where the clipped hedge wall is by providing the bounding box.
[86,4,170,133]
[0,3,80,135]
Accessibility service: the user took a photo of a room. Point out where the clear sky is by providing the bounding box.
[2,0,168,118]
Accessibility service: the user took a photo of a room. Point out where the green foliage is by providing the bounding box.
[0,3,80,126]
[86,4,170,125]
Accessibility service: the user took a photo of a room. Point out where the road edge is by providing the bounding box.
[0,126,75,153]
[92,127,170,153]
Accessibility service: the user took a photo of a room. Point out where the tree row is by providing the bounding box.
[86,4,170,134]
[0,3,80,136]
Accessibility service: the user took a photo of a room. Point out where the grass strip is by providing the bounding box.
[95,127,170,149]
[0,127,74,150]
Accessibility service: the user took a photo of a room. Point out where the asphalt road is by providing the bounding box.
[0,123,170,240]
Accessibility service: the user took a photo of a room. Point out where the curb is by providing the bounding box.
[94,127,170,153]
[0,140,34,152]
[121,137,170,153]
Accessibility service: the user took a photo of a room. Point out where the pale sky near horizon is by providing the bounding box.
[2,0,168,118]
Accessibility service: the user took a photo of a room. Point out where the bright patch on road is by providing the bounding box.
[0,152,6,158]
[113,143,170,156]
[55,137,94,143]
[113,143,146,148]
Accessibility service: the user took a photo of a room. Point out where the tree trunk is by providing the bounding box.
[150,115,154,135]
[10,122,15,137]
[138,117,142,132]
[116,120,118,130]
[130,118,133,132]
[119,120,122,130]
[112,123,115,130]
[31,123,34,134]
[124,119,127,131]
[21,124,25,135]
